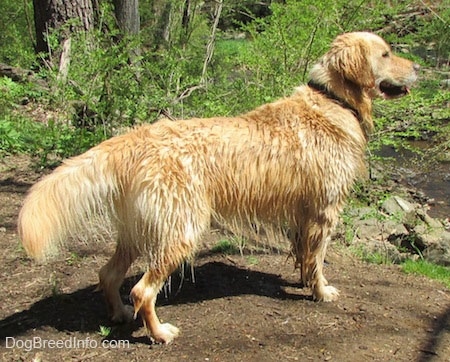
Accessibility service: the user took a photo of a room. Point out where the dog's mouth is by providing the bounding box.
[378,81,410,99]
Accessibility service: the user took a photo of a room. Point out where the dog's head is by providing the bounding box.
[322,32,419,99]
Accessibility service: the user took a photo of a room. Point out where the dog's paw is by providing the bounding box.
[314,285,339,302]
[152,323,180,344]
[111,305,135,324]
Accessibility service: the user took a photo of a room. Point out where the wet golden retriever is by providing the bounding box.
[18,32,419,343]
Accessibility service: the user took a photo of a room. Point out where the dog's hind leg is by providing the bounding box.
[128,188,210,343]
[128,222,205,344]
[98,241,138,323]
[130,267,180,344]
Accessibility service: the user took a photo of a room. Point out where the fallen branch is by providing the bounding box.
[0,63,33,82]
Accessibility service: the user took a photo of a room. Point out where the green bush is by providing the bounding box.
[0,117,106,167]
[0,0,35,67]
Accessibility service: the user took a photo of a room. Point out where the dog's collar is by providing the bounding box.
[307,80,361,122]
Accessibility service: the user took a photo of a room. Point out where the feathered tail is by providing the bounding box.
[18,148,117,262]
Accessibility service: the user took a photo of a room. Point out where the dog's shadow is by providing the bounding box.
[0,261,307,344]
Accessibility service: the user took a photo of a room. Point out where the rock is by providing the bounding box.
[353,202,409,243]
[354,218,379,239]
[349,196,450,266]
[423,234,450,266]
[381,196,415,215]
[413,215,450,265]
[416,209,443,229]
[351,207,374,218]
[435,152,450,163]
[385,220,409,237]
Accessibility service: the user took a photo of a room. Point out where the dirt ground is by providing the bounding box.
[0,155,449,362]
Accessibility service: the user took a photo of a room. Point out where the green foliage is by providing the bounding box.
[0,74,107,166]
[0,77,44,108]
[0,60,107,166]
[247,255,259,265]
[98,325,112,338]
[370,76,450,162]
[211,239,242,254]
[0,0,448,171]
[211,236,249,255]
[0,118,106,167]
[65,252,81,266]
[238,0,387,100]
[402,259,450,288]
[0,0,35,67]
[418,4,450,67]
[351,245,393,265]
[240,0,331,100]
[41,1,214,125]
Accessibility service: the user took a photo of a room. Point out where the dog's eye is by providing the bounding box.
[382,51,390,58]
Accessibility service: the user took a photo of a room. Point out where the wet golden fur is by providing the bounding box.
[18,32,418,343]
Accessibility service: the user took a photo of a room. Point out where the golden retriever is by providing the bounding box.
[18,32,419,343]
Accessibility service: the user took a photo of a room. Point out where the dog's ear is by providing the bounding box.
[326,36,375,88]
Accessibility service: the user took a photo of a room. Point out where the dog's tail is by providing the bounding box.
[18,148,118,262]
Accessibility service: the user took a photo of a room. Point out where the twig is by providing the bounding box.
[175,84,204,102]
[201,0,223,84]
[172,0,223,104]
[418,0,447,25]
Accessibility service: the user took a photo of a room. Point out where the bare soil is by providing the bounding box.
[0,155,449,362]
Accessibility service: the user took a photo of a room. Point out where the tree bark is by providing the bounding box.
[147,0,173,50]
[113,0,140,35]
[32,0,96,55]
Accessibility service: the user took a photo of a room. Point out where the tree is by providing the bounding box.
[32,0,98,83]
[32,0,144,81]
[113,0,141,66]
[32,0,97,55]
[147,0,173,50]
[113,0,140,35]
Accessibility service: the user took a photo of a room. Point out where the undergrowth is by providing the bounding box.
[402,259,450,289]
[0,118,107,168]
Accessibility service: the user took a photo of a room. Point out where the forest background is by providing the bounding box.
[0,0,448,166]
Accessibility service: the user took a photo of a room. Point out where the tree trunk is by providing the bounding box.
[113,0,141,71]
[113,0,140,35]
[147,0,173,50]
[180,0,192,46]
[33,0,96,55]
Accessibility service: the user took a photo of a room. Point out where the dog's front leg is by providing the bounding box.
[293,220,339,302]
[310,256,339,302]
